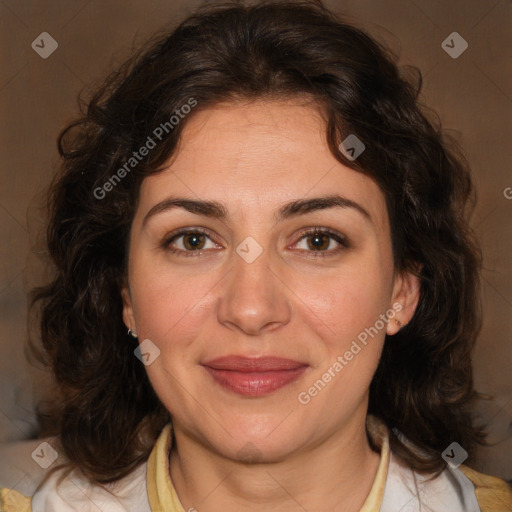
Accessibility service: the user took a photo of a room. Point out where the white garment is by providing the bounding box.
[380,449,481,511]
[31,463,151,512]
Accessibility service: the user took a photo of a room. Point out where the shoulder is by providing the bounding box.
[0,488,31,512]
[0,427,174,512]
[459,464,512,512]
[27,462,151,512]
[380,449,512,512]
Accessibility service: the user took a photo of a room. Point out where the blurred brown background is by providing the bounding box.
[1,0,511,479]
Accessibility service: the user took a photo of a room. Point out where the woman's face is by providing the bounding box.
[122,98,419,461]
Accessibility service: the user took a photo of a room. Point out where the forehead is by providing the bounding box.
[136,99,389,231]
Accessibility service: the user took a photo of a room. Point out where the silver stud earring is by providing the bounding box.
[127,328,138,339]
[395,319,403,328]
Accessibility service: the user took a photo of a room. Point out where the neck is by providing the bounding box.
[168,409,381,512]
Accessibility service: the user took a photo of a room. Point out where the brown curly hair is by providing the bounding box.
[30,0,487,484]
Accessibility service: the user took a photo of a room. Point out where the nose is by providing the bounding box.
[216,244,292,337]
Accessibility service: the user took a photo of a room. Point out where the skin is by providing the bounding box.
[122,97,420,512]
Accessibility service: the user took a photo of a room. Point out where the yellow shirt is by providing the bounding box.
[2,416,512,511]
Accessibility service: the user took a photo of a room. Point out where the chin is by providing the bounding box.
[228,437,299,464]
[216,417,305,462]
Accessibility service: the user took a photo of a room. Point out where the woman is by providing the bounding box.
[1,1,511,511]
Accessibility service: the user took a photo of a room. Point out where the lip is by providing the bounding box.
[202,356,309,397]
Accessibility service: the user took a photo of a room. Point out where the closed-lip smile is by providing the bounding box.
[202,356,309,396]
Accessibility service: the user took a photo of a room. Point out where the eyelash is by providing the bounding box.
[162,227,350,259]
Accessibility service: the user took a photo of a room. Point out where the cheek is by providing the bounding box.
[129,269,214,408]
[295,269,390,411]
[130,268,211,346]
[294,257,393,350]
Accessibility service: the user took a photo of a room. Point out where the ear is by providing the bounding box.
[386,267,421,336]
[121,282,137,335]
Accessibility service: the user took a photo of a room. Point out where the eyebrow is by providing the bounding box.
[142,194,372,226]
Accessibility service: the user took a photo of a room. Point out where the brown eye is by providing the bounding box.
[293,228,349,256]
[163,228,219,257]
[182,232,207,250]
[306,232,330,251]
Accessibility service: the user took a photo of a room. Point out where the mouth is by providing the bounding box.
[201,356,309,397]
